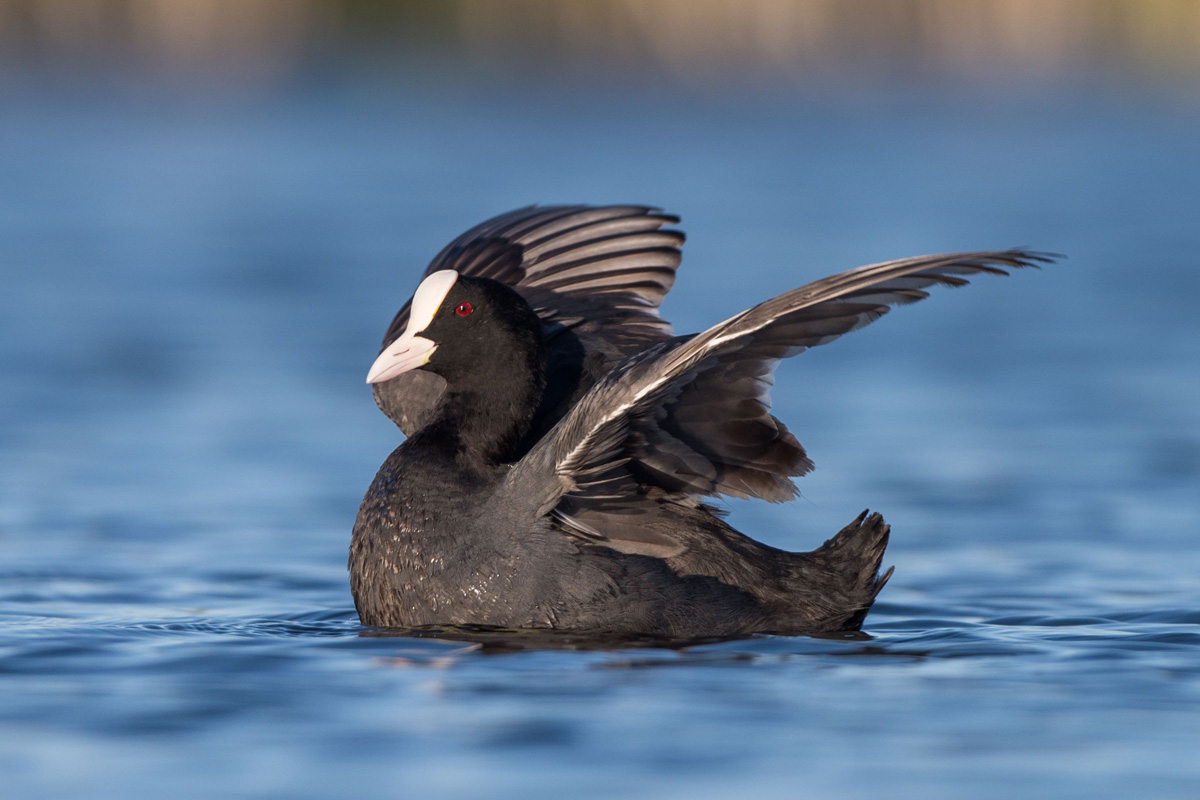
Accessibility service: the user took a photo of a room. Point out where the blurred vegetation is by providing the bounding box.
[1,0,1199,89]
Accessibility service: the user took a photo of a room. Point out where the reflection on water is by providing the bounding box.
[360,624,846,654]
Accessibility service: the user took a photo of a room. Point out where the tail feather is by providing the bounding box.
[800,509,893,631]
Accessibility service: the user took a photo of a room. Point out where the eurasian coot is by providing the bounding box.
[350,205,1048,636]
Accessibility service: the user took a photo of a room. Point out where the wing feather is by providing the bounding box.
[508,249,1054,554]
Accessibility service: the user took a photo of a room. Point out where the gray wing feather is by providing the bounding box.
[510,249,1053,551]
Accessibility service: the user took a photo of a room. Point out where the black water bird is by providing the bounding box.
[350,205,1049,637]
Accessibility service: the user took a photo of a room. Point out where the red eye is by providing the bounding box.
[455,302,473,317]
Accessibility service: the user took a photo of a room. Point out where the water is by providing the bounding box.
[2,76,1199,798]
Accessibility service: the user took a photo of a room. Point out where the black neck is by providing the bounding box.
[421,351,546,469]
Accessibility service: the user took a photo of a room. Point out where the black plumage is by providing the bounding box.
[349,205,1051,636]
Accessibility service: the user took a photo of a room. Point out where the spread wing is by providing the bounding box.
[372,205,685,434]
[508,249,1054,555]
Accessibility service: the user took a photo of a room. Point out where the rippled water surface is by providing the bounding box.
[2,78,1199,799]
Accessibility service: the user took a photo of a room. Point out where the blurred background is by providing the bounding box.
[2,2,1199,800]
[4,0,1200,87]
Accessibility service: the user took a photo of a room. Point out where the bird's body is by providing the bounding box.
[351,436,889,635]
[350,205,1048,637]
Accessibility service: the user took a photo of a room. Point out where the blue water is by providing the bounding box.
[2,77,1199,798]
